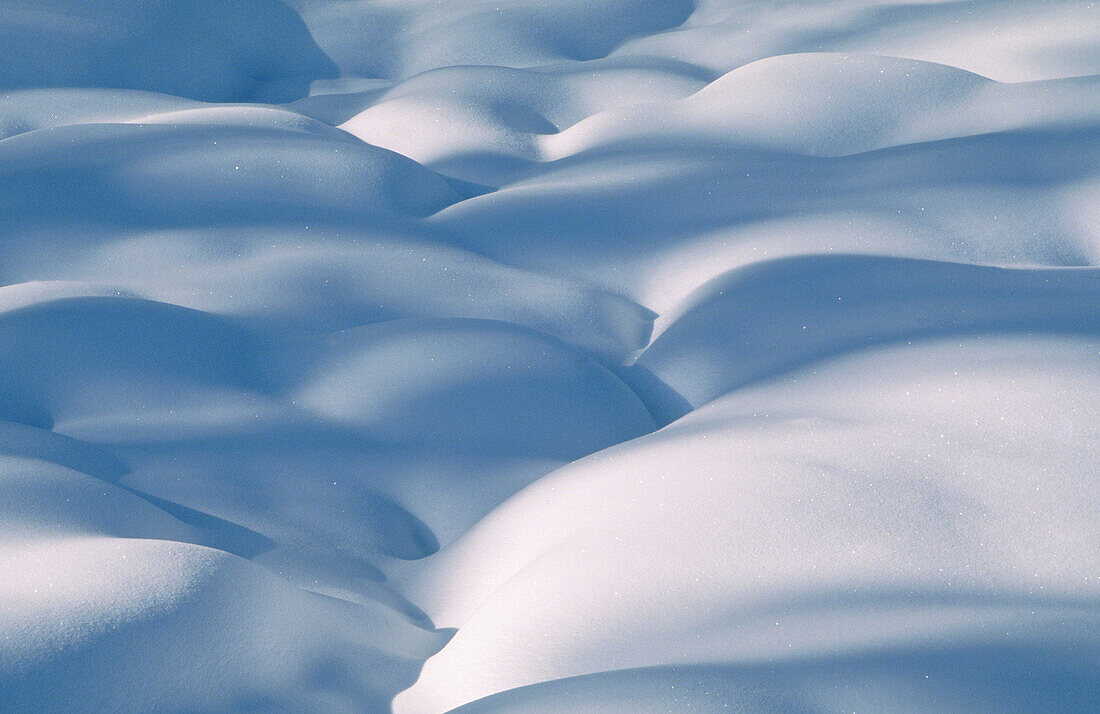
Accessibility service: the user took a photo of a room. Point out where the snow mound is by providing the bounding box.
[0,537,447,713]
[547,53,1100,159]
[638,254,1100,407]
[0,231,654,362]
[611,0,1100,83]
[397,336,1100,712]
[445,655,1100,713]
[547,53,991,158]
[0,293,266,431]
[0,88,200,140]
[339,62,707,175]
[0,0,336,102]
[288,0,694,80]
[290,319,656,459]
[0,121,461,230]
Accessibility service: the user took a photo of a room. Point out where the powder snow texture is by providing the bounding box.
[1,1,1098,713]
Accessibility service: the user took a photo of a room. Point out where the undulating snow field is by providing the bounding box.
[1,1,1099,712]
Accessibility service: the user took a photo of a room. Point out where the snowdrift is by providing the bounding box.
[2,0,1098,712]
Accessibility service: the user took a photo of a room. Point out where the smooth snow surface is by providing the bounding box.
[1,1,1098,712]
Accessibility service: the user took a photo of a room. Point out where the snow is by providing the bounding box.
[1,0,1098,712]
[399,335,1100,710]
